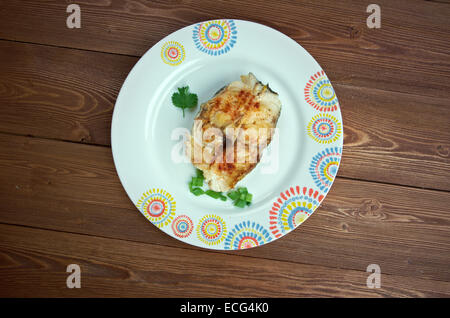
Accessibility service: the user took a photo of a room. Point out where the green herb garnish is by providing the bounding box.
[227,190,240,201]
[238,187,248,194]
[171,86,198,117]
[191,187,205,196]
[234,199,247,208]
[227,187,253,208]
[187,170,252,207]
[192,177,203,187]
[196,169,204,178]
[205,190,222,199]
[189,169,205,195]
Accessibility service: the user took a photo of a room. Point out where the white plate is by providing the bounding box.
[112,19,343,250]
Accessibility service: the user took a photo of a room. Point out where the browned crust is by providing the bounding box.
[190,74,281,191]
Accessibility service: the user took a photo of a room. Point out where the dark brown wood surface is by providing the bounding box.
[0,0,449,298]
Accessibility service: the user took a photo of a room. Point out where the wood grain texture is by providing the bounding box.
[0,0,449,298]
[0,0,449,98]
[0,41,136,145]
[0,133,449,282]
[0,41,449,190]
[336,84,450,191]
[0,223,449,297]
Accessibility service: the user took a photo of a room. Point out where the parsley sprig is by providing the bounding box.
[171,86,198,117]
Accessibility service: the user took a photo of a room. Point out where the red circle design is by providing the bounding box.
[147,199,165,217]
[238,236,259,249]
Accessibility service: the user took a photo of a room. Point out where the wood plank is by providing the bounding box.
[336,84,450,191]
[0,41,136,145]
[0,223,449,297]
[0,41,448,190]
[0,0,449,98]
[0,133,449,282]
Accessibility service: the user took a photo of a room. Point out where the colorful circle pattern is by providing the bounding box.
[197,214,227,246]
[269,186,324,238]
[135,25,343,249]
[193,20,237,56]
[307,113,342,144]
[161,41,185,66]
[224,221,272,250]
[136,189,176,228]
[310,147,342,192]
[171,215,194,238]
[304,70,339,111]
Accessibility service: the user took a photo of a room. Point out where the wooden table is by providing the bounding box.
[0,0,449,298]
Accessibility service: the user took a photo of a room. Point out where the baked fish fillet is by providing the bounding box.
[187,73,281,192]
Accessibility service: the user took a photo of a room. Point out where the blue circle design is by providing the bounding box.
[309,147,342,192]
[205,24,225,44]
[193,20,237,56]
[224,221,272,250]
[177,222,188,232]
[276,195,320,234]
[312,79,338,107]
[317,122,332,137]
[286,206,312,229]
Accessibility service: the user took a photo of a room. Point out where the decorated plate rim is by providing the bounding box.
[111,19,344,251]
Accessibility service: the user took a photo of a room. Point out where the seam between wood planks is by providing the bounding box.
[336,175,450,194]
[0,38,138,59]
[1,221,448,286]
[0,130,448,194]
[1,36,448,107]
[0,37,448,100]
[1,132,448,282]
